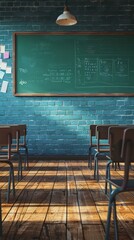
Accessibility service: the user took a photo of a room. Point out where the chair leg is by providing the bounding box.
[7,168,11,202]
[105,197,113,240]
[96,157,99,182]
[94,155,96,179]
[117,162,120,170]
[89,155,93,170]
[114,162,120,171]
[19,146,29,169]
[17,153,22,181]
[113,200,119,240]
[11,166,15,198]
[88,146,92,169]
[7,162,15,203]
[24,146,29,169]
[0,190,2,237]
[105,161,111,195]
[105,166,108,195]
[94,153,99,181]
[105,191,119,240]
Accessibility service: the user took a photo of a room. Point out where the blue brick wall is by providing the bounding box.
[0,0,134,156]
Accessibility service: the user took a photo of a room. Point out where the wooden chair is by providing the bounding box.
[93,125,113,181]
[0,125,22,181]
[9,125,23,180]
[105,125,134,194]
[18,124,29,168]
[105,127,134,240]
[88,124,97,169]
[0,127,15,202]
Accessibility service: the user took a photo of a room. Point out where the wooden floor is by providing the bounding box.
[0,159,134,240]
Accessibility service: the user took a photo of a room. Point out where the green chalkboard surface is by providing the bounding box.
[13,32,134,96]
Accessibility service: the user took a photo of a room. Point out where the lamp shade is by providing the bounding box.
[56,5,77,26]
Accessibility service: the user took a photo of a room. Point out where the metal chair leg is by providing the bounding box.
[105,161,111,195]
[113,200,119,240]
[0,190,2,237]
[24,146,29,169]
[7,168,11,202]
[94,155,97,179]
[105,198,112,240]
[19,146,29,170]
[105,190,119,240]
[89,155,93,170]
[17,153,22,181]
[94,153,99,181]
[88,146,92,169]
[105,166,108,195]
[7,162,15,203]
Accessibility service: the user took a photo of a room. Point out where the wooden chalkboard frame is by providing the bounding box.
[13,32,134,97]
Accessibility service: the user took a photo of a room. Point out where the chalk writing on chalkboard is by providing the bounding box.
[13,32,134,96]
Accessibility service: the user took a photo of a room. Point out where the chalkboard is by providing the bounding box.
[13,32,134,96]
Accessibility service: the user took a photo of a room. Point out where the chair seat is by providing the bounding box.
[0,153,17,159]
[108,179,134,190]
[93,148,110,160]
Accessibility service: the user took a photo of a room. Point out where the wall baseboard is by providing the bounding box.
[28,155,88,161]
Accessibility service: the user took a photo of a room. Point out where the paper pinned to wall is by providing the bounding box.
[0,45,5,53]
[6,66,12,74]
[0,59,2,68]
[1,61,7,70]
[1,80,8,93]
[0,44,11,94]
[0,70,5,79]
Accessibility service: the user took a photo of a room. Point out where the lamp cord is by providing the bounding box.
[65,0,67,6]
[64,0,68,10]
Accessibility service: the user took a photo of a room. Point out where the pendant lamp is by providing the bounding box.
[56,1,77,26]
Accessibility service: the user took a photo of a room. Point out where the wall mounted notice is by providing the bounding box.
[0,44,11,94]
[1,80,8,93]
[13,32,134,96]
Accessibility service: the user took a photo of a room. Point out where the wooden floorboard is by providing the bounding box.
[0,159,134,240]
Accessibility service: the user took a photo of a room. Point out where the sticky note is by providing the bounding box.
[1,80,8,93]
[3,51,10,59]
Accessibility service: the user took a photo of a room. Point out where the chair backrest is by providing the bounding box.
[17,124,27,145]
[0,127,12,158]
[9,125,20,150]
[89,124,97,147]
[108,125,134,163]
[109,126,126,162]
[96,125,116,152]
[121,128,134,190]
[0,127,11,146]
